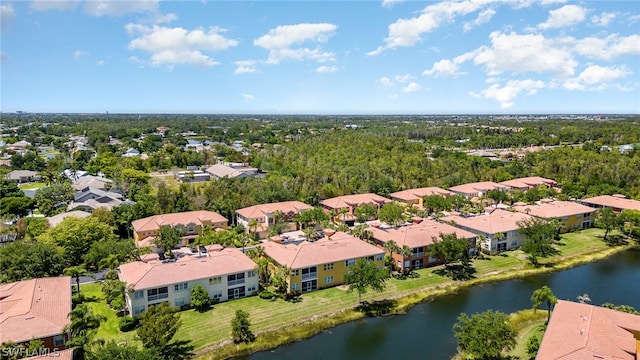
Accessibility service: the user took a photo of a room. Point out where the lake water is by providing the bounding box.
[248,249,640,360]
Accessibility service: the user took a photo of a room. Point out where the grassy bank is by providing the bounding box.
[83,228,635,359]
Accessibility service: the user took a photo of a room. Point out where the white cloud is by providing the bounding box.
[394,74,412,83]
[423,51,475,77]
[30,0,79,11]
[234,60,258,74]
[474,31,577,77]
[591,12,616,27]
[73,49,88,60]
[254,23,337,64]
[471,79,545,108]
[538,5,586,30]
[83,0,158,17]
[125,24,238,68]
[573,34,640,60]
[382,0,404,8]
[242,94,255,102]
[1,4,15,30]
[377,77,394,87]
[403,82,421,92]
[463,8,496,32]
[563,65,631,91]
[316,65,338,73]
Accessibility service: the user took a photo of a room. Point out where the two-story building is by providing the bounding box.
[513,199,595,232]
[499,176,558,191]
[0,277,72,352]
[236,201,313,239]
[320,193,392,226]
[441,209,535,252]
[119,246,258,316]
[261,231,385,294]
[389,187,454,207]
[368,219,477,271]
[580,194,640,214]
[132,210,228,247]
[448,181,509,199]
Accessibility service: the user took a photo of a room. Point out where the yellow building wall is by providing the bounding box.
[287,256,385,293]
[558,213,590,233]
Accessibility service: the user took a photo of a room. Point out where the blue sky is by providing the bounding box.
[1,0,639,114]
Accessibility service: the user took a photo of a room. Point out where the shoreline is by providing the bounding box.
[196,242,638,360]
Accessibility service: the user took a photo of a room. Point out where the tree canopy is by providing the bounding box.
[344,258,388,303]
[453,310,516,360]
[518,217,559,265]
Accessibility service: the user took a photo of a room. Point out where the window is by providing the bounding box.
[323,276,334,284]
[209,276,221,285]
[345,259,356,267]
[174,298,186,307]
[292,269,299,276]
[147,287,168,301]
[301,266,317,280]
[133,305,146,316]
[227,273,245,286]
[188,225,195,233]
[576,214,582,219]
[291,283,299,291]
[54,334,65,347]
[247,270,256,278]
[133,290,144,300]
[412,247,424,258]
[212,291,222,299]
[174,283,188,292]
[375,254,384,262]
[323,263,334,271]
[247,284,257,292]
[227,286,246,300]
[563,216,569,221]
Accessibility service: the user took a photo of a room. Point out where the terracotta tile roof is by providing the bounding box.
[513,200,595,218]
[320,193,392,210]
[448,181,509,196]
[132,210,228,233]
[368,219,477,248]
[0,277,72,344]
[537,300,640,360]
[27,349,73,360]
[261,232,384,269]
[389,187,454,202]
[441,209,535,234]
[235,201,313,220]
[581,195,640,211]
[118,247,256,290]
[499,176,557,189]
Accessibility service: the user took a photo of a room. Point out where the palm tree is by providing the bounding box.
[531,285,558,324]
[65,303,106,359]
[64,265,90,296]
[383,240,401,275]
[399,245,414,274]
[248,218,259,241]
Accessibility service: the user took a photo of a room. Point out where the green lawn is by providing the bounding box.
[18,182,45,190]
[83,227,629,358]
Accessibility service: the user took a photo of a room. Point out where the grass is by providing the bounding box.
[84,227,634,359]
[18,182,45,190]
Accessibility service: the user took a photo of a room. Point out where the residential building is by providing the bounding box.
[441,209,535,252]
[175,169,211,183]
[122,148,140,157]
[389,187,454,207]
[261,231,385,294]
[513,199,595,232]
[71,175,113,191]
[236,201,313,239]
[119,246,258,316]
[46,210,91,228]
[132,210,228,245]
[320,193,392,225]
[4,170,41,183]
[499,176,558,191]
[66,187,131,212]
[537,300,640,360]
[580,194,640,213]
[0,277,72,351]
[205,163,259,180]
[368,219,477,271]
[448,181,509,199]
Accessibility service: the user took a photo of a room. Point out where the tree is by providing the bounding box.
[398,245,414,274]
[65,303,106,360]
[518,217,558,265]
[0,240,65,283]
[354,203,378,223]
[247,218,260,240]
[33,182,75,216]
[65,265,90,296]
[429,232,471,269]
[453,310,516,360]
[531,285,558,324]
[88,341,161,360]
[0,196,35,218]
[423,195,451,215]
[383,240,400,275]
[601,303,639,315]
[343,258,388,303]
[231,309,255,343]
[153,226,184,254]
[378,203,405,227]
[270,265,292,295]
[137,302,182,355]
[596,207,621,241]
[101,279,125,307]
[190,284,210,312]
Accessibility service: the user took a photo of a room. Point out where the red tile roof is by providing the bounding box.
[441,209,535,234]
[320,193,392,210]
[235,201,313,220]
[0,277,72,344]
[261,232,384,269]
[132,210,228,232]
[581,195,640,211]
[118,247,256,290]
[513,200,595,218]
[369,219,477,248]
[499,176,557,190]
[28,349,73,360]
[448,181,509,196]
[537,300,640,360]
[389,187,454,202]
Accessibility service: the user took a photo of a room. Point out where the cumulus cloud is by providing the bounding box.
[572,34,640,60]
[403,82,421,92]
[591,12,616,27]
[463,8,496,31]
[1,4,15,30]
[83,0,158,17]
[125,24,238,68]
[254,23,337,64]
[563,65,631,91]
[73,49,88,60]
[377,77,394,87]
[470,79,545,108]
[423,52,475,77]
[234,60,258,74]
[537,4,587,30]
[316,65,338,73]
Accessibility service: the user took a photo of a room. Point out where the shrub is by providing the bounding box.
[259,290,275,300]
[118,316,139,332]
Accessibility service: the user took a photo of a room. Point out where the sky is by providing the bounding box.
[1,0,639,114]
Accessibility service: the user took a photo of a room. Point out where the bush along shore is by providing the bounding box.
[193,230,637,360]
